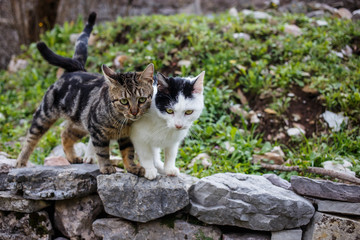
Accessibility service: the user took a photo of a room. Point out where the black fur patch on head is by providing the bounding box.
[155,76,195,113]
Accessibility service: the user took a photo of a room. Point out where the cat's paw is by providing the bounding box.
[127,165,146,177]
[165,167,180,176]
[15,161,26,168]
[154,161,165,174]
[144,168,158,180]
[100,165,116,174]
[68,156,83,164]
[83,155,97,164]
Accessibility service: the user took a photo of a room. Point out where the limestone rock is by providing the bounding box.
[173,220,222,240]
[311,198,360,216]
[93,218,136,240]
[188,153,212,169]
[262,173,292,190]
[284,24,302,37]
[178,59,191,68]
[242,10,271,19]
[0,211,53,240]
[252,152,284,165]
[271,229,302,240]
[352,9,360,21]
[97,173,190,222]
[287,127,305,137]
[44,156,70,166]
[321,110,348,132]
[134,219,222,240]
[7,55,28,73]
[323,160,355,177]
[8,164,100,200]
[303,212,360,240]
[189,173,315,231]
[55,195,103,239]
[223,232,270,240]
[48,142,88,159]
[291,176,360,202]
[0,191,50,213]
[233,33,251,41]
[335,8,352,20]
[135,220,175,240]
[93,218,221,240]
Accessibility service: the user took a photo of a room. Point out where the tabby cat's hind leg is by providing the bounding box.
[16,111,57,167]
[61,122,87,164]
[118,137,145,176]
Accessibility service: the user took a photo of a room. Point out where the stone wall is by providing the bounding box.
[0,158,359,239]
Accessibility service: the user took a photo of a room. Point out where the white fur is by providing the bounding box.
[130,79,204,180]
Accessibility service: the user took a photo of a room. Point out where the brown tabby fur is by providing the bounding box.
[16,12,152,175]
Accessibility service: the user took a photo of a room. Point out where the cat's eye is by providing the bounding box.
[185,110,194,115]
[138,97,147,103]
[166,108,174,114]
[120,99,128,105]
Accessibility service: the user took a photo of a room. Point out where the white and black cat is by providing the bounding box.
[129,71,205,180]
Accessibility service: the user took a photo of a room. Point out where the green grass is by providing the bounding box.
[1,11,359,180]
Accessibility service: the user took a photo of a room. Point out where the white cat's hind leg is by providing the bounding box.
[164,145,180,176]
[83,139,97,164]
[136,144,157,180]
[153,148,165,174]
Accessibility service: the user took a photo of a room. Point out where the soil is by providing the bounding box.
[244,85,327,145]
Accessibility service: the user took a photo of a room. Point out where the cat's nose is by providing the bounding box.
[175,124,183,129]
[131,109,138,116]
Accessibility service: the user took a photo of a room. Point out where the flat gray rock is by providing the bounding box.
[311,198,360,216]
[0,191,50,213]
[262,173,292,190]
[271,229,302,240]
[222,232,270,240]
[0,210,53,240]
[291,176,360,202]
[93,218,222,240]
[189,173,315,231]
[173,220,222,240]
[8,164,100,200]
[97,173,190,222]
[93,218,136,240]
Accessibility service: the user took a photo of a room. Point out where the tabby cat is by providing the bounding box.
[129,72,205,180]
[16,12,153,175]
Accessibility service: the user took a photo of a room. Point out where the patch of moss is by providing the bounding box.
[29,212,50,236]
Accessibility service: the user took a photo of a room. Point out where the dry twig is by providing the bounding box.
[261,163,360,185]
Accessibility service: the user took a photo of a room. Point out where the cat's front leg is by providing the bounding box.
[164,145,180,176]
[118,137,145,177]
[91,137,116,174]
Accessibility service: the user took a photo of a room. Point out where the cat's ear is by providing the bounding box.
[140,63,154,84]
[156,72,169,92]
[102,64,117,85]
[192,71,205,94]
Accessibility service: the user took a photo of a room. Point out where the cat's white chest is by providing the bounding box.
[132,115,187,148]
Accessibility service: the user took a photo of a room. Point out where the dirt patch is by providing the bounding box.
[245,85,326,144]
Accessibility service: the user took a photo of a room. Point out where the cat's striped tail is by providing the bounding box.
[36,12,97,72]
